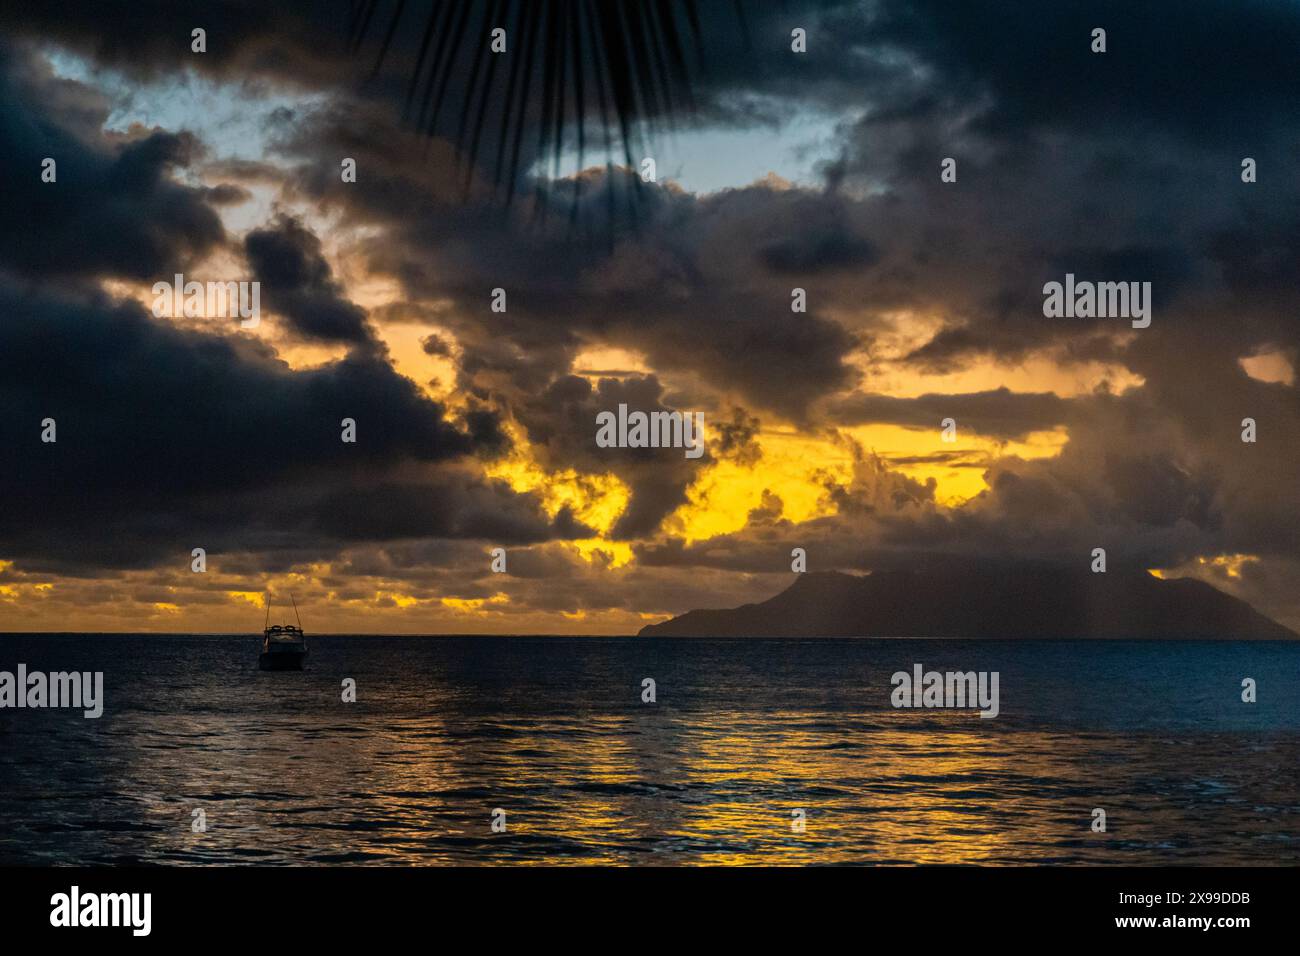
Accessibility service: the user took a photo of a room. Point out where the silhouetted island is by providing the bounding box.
[638,567,1298,639]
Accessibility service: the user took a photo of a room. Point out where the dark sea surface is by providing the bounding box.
[1,634,1298,865]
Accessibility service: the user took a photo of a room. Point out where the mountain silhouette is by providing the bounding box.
[638,566,1298,639]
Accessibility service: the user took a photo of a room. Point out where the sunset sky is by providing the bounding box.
[1,1,1298,633]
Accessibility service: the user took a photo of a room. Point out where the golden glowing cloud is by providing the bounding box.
[484,423,632,540]
[841,423,1070,506]
[842,309,1144,398]
[227,591,266,608]
[441,593,510,613]
[1240,350,1295,386]
[666,428,845,543]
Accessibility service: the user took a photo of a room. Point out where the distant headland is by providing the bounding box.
[638,566,1298,639]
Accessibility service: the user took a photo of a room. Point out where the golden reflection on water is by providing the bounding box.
[107,680,1292,866]
[10,637,1299,866]
[624,711,1040,865]
[234,708,1069,865]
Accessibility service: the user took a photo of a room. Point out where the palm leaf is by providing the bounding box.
[348,0,716,214]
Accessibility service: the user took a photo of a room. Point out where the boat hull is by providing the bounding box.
[258,649,307,671]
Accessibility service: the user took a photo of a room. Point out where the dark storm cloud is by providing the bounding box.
[421,333,452,357]
[6,0,1300,630]
[774,0,1300,620]
[279,102,862,419]
[712,407,763,465]
[0,1,355,85]
[13,0,1292,194]
[309,478,591,544]
[635,374,1300,622]
[0,0,884,428]
[866,0,1300,143]
[0,0,865,200]
[244,214,374,344]
[512,374,705,539]
[759,223,877,275]
[825,0,1300,371]
[253,0,1300,623]
[202,183,253,205]
[0,42,224,280]
[828,388,1072,439]
[0,283,568,570]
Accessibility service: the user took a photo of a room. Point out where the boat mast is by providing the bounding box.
[290,593,302,629]
[264,593,271,630]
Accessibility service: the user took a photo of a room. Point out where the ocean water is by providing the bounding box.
[1,634,1298,865]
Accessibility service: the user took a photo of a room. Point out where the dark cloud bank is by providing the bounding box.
[1,2,1298,626]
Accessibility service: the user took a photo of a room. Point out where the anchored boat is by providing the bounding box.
[258,594,308,671]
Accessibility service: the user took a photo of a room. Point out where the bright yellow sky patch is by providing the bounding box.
[844,423,1069,506]
[664,420,1070,543]
[485,426,631,539]
[665,428,847,543]
[376,320,459,403]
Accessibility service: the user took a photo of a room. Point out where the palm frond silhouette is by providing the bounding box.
[348,0,745,211]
